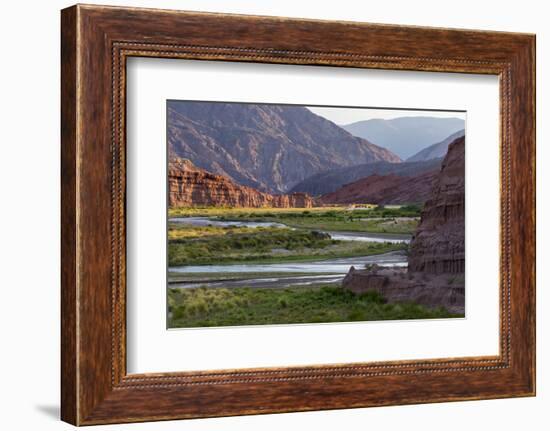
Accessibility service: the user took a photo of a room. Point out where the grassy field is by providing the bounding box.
[168,224,406,266]
[168,285,458,328]
[169,205,420,234]
[168,224,260,240]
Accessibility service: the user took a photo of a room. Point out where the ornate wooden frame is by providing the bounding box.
[61,4,536,425]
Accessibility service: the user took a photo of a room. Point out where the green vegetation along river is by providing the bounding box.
[166,207,442,328]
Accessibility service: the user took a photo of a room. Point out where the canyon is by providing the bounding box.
[166,100,467,324]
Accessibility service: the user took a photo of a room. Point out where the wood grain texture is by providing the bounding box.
[60,4,536,425]
[60,5,78,425]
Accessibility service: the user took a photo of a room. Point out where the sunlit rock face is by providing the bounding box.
[168,157,314,208]
[167,101,401,194]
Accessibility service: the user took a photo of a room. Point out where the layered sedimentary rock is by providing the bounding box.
[318,170,437,205]
[169,157,314,208]
[408,137,465,274]
[342,136,466,312]
[167,101,401,193]
[270,193,313,208]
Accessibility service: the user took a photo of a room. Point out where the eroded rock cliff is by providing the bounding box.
[342,136,466,313]
[408,136,465,274]
[169,158,314,208]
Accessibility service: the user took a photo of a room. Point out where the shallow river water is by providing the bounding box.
[168,216,409,289]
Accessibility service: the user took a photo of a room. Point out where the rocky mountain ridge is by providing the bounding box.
[168,101,401,194]
[342,116,465,159]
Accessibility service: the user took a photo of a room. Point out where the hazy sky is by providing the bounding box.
[307,106,466,126]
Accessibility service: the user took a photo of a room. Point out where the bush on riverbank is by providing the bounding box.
[168,225,405,266]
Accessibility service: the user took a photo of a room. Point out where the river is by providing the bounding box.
[168,216,409,289]
[170,217,411,244]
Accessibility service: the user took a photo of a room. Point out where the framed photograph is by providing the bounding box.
[61,4,535,425]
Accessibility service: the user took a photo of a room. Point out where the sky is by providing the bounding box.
[307,106,466,126]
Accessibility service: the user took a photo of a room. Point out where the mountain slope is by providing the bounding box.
[342,116,465,159]
[168,101,401,193]
[406,129,465,162]
[289,158,442,196]
[318,170,438,205]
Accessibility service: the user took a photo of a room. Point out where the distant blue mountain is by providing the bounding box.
[342,116,465,160]
[407,129,465,162]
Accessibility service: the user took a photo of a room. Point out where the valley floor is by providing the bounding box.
[169,205,421,234]
[166,205,452,328]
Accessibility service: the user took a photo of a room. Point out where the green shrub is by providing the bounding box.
[167,285,459,328]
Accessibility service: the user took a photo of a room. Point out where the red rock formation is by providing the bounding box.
[318,170,437,205]
[271,193,314,208]
[169,158,314,208]
[342,136,465,312]
[290,158,442,196]
[408,136,465,274]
